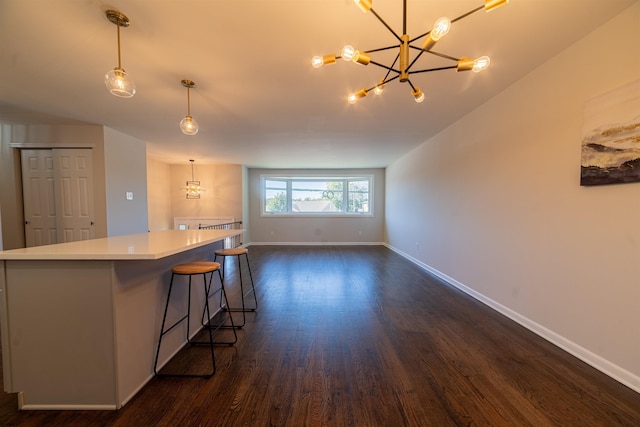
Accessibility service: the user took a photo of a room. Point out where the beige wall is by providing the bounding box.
[146,161,243,230]
[103,127,148,236]
[385,4,640,392]
[146,158,172,231]
[248,168,385,244]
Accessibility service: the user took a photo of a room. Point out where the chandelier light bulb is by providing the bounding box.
[472,56,491,72]
[341,45,356,62]
[374,79,385,95]
[412,88,425,103]
[311,54,337,69]
[348,88,368,104]
[431,17,451,41]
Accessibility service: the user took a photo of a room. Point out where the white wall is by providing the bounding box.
[248,168,385,244]
[103,127,149,236]
[385,4,640,392]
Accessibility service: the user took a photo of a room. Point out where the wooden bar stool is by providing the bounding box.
[213,247,257,328]
[154,261,237,378]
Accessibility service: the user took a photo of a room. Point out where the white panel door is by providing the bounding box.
[54,149,95,243]
[21,148,95,247]
[21,150,57,247]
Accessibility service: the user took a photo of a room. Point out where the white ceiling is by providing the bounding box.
[0,0,636,168]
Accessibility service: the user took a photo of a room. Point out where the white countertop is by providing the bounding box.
[0,229,242,261]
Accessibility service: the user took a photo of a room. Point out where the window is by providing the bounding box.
[262,175,373,216]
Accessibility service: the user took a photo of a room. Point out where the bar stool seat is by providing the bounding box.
[154,261,237,378]
[214,246,257,328]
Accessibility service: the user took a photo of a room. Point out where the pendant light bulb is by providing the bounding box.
[104,10,136,98]
[180,116,199,135]
[180,80,199,135]
[105,68,135,98]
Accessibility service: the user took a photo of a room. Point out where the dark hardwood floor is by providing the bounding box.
[1,245,639,426]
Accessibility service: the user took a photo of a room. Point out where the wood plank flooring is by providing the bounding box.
[1,245,639,426]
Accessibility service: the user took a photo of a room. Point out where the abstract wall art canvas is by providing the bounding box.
[580,79,640,186]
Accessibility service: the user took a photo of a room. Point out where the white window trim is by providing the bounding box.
[260,174,374,217]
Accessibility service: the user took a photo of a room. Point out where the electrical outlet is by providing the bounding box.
[126,192,134,200]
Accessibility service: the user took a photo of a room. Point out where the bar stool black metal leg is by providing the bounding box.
[200,268,238,344]
[154,272,177,376]
[154,271,216,378]
[213,252,257,328]
[243,252,257,311]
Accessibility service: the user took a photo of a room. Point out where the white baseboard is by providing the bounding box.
[246,241,385,246]
[384,243,640,395]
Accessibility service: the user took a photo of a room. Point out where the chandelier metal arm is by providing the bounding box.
[425,50,461,62]
[406,47,426,73]
[409,65,458,75]
[452,5,485,24]
[368,60,400,74]
[366,74,400,92]
[370,8,403,43]
[386,53,401,78]
[403,0,407,35]
[364,44,400,54]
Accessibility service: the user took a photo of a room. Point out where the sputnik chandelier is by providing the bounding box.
[312,0,509,104]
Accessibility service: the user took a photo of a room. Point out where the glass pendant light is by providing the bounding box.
[180,80,199,135]
[104,10,136,98]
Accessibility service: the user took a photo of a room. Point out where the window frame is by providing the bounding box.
[261,174,374,217]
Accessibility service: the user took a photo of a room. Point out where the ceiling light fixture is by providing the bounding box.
[186,160,201,199]
[312,0,509,104]
[104,10,136,98]
[180,80,199,135]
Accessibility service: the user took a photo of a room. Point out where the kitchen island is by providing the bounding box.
[0,229,241,410]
